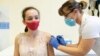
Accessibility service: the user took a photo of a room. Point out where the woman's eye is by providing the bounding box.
[27,15,39,20]
[28,17,33,20]
[35,16,39,19]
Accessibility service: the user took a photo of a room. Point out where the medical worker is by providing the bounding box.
[49,0,100,56]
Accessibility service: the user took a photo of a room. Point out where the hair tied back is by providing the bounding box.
[79,1,87,9]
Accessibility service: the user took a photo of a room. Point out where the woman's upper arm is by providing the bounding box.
[47,44,55,56]
[14,36,20,56]
[46,33,55,56]
[78,38,96,55]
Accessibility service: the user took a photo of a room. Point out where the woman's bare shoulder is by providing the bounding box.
[15,32,25,43]
[39,31,51,42]
[40,31,51,37]
[15,32,25,38]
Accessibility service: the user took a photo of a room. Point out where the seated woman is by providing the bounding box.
[14,6,54,56]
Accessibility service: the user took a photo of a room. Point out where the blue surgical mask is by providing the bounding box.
[64,18,76,26]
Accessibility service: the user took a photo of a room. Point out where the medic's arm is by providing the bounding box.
[66,36,82,47]
[58,36,96,56]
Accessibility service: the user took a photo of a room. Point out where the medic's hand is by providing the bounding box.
[49,35,59,49]
[57,35,66,46]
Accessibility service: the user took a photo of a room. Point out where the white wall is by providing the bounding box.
[0,6,10,51]
[0,0,82,51]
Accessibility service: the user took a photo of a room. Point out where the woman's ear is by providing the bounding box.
[73,9,79,13]
[71,9,79,19]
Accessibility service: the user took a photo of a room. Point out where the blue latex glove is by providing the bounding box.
[49,35,59,49]
[57,35,66,46]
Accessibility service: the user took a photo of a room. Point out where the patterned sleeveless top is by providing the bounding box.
[17,32,49,56]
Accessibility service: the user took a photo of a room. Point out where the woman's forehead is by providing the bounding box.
[25,9,38,15]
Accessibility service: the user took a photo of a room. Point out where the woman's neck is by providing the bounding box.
[26,30,39,37]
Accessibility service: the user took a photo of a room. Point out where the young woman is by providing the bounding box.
[49,0,100,56]
[14,6,54,56]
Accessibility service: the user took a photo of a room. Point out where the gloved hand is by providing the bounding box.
[49,35,59,49]
[57,35,66,46]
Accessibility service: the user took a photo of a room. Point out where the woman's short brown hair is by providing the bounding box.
[58,0,87,16]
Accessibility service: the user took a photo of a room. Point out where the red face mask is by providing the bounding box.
[26,21,39,30]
